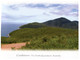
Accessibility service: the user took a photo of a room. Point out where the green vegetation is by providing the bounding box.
[11,47,15,50]
[20,22,47,28]
[19,17,78,29]
[1,17,78,50]
[1,27,78,50]
[1,37,17,44]
[43,17,78,29]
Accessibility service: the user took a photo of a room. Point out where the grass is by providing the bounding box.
[11,47,15,50]
[1,27,78,50]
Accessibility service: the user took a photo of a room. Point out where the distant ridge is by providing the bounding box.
[43,17,78,29]
[20,17,78,29]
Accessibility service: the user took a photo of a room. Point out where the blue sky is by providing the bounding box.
[2,4,78,23]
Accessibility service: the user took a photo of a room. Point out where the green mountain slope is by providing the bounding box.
[43,17,78,29]
[20,22,47,28]
[20,17,78,29]
[1,17,78,50]
[2,27,78,50]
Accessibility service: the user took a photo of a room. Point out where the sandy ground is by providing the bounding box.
[1,42,26,50]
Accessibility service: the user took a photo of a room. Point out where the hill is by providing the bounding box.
[1,27,78,50]
[1,17,78,50]
[20,17,78,29]
[19,22,47,28]
[43,17,78,29]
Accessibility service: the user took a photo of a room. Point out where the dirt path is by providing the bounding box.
[1,42,26,50]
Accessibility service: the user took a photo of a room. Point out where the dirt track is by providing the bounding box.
[1,42,26,50]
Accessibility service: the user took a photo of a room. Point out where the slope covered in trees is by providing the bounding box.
[20,17,78,29]
[20,22,47,28]
[43,17,78,29]
[1,17,78,50]
[1,27,78,50]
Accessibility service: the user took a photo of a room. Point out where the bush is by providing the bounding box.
[1,27,78,50]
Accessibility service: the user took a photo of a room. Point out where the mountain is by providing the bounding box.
[72,21,78,24]
[43,17,78,29]
[19,22,47,28]
[2,17,78,50]
[20,17,78,29]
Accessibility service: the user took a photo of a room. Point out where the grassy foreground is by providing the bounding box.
[1,27,78,50]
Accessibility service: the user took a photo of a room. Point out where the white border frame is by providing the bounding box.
[0,0,79,60]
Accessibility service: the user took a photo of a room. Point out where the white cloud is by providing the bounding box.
[2,4,78,23]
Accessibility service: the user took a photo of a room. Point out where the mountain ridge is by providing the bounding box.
[43,17,78,29]
[20,17,78,29]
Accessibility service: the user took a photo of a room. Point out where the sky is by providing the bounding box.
[2,3,78,23]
